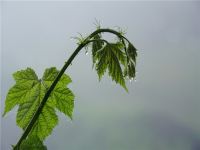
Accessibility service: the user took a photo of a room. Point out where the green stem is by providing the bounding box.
[86,28,130,43]
[13,28,125,150]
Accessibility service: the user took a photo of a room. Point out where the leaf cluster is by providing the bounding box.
[90,32,137,91]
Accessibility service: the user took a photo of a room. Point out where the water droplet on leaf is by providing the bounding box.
[85,51,88,55]
[129,77,134,83]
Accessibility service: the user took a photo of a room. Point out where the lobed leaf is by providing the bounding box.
[94,42,127,91]
[91,35,137,91]
[3,67,74,140]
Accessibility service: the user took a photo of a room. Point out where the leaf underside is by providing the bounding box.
[4,67,74,140]
[91,34,137,91]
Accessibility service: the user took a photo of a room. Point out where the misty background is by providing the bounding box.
[1,1,200,150]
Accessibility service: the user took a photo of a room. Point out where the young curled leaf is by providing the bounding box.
[93,42,128,91]
[92,34,104,65]
[91,34,137,91]
[124,61,136,79]
[127,42,137,64]
[124,42,137,80]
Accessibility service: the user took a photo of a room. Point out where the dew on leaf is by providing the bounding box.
[129,77,134,83]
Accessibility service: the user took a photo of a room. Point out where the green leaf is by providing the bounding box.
[29,105,58,140]
[42,67,72,87]
[109,42,126,65]
[94,42,127,91]
[127,42,137,64]
[3,67,74,140]
[3,68,39,116]
[20,135,47,150]
[124,42,137,79]
[42,67,74,119]
[13,67,38,84]
[92,38,138,91]
[92,34,104,65]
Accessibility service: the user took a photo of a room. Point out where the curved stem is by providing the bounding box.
[88,39,109,45]
[13,28,125,150]
[86,28,131,43]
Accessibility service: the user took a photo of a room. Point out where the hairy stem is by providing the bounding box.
[13,28,125,150]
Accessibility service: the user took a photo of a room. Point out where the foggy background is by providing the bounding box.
[1,1,200,150]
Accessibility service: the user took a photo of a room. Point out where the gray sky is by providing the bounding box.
[1,1,200,150]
